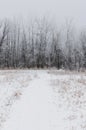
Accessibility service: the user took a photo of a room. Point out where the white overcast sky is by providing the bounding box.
[0,0,86,27]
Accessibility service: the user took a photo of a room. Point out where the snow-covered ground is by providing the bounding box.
[0,69,86,130]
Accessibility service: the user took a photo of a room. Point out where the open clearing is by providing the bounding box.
[0,70,86,130]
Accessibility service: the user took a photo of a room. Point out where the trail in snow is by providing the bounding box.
[2,71,63,130]
[1,70,86,130]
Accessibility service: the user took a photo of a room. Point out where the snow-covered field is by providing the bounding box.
[0,69,86,130]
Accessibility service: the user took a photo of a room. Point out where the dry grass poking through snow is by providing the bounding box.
[49,70,86,130]
[0,70,33,128]
[0,69,86,130]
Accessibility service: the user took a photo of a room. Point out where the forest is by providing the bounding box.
[0,18,86,70]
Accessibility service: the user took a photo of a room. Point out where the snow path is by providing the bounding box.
[1,70,86,130]
[2,71,65,130]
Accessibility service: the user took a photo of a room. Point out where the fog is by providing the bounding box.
[0,0,86,27]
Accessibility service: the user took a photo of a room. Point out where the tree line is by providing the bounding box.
[0,18,86,70]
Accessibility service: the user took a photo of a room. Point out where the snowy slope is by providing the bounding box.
[0,70,86,130]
